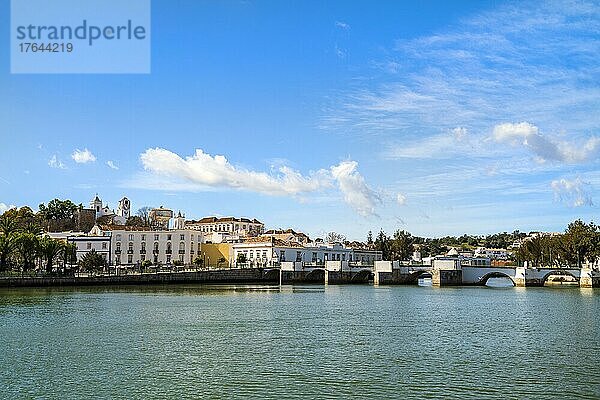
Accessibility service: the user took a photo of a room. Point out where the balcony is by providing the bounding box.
[166,250,172,254]
[153,250,159,255]
[115,249,121,254]
[140,249,146,254]
[127,249,134,254]
[178,250,186,254]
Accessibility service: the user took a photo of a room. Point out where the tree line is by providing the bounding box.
[0,207,77,274]
[366,220,600,268]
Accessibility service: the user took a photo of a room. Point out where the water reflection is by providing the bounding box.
[485,277,515,288]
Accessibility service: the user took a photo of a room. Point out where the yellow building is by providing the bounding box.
[199,243,232,268]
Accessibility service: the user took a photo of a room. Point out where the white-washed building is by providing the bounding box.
[231,237,382,267]
[67,234,112,263]
[88,225,204,266]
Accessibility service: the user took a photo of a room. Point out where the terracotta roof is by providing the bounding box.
[186,216,264,225]
[98,224,151,232]
[241,237,304,248]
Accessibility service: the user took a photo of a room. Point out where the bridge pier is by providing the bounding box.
[432,269,462,286]
[580,269,600,288]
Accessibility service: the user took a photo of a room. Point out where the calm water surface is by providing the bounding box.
[1,284,599,399]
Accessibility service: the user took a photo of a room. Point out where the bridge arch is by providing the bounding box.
[304,268,325,283]
[264,269,280,281]
[350,269,372,283]
[407,270,432,284]
[478,272,516,286]
[540,270,579,285]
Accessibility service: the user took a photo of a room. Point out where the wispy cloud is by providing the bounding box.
[322,2,600,143]
[72,148,96,164]
[106,160,119,170]
[551,177,593,207]
[335,21,350,29]
[48,155,66,169]
[136,148,380,216]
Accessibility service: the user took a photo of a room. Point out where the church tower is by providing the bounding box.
[174,211,186,230]
[117,197,131,219]
[90,194,103,218]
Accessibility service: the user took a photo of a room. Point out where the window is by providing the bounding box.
[296,251,302,262]
[249,250,254,259]
[166,255,171,263]
[141,234,146,241]
[312,252,317,262]
[262,250,267,259]
[128,255,133,264]
[141,255,145,261]
[342,254,346,261]
[154,242,159,251]
[280,250,286,262]
[191,234,194,241]
[179,242,185,250]
[179,255,184,263]
[141,242,146,250]
[129,234,134,241]
[102,242,107,249]
[167,243,172,252]
[154,234,159,240]
[180,234,185,240]
[167,234,172,240]
[87,243,92,249]
[116,255,121,264]
[128,242,133,251]
[116,243,121,251]
[116,234,121,241]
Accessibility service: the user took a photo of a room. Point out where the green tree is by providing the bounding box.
[390,230,414,261]
[563,220,598,268]
[79,249,106,273]
[38,237,64,274]
[0,234,16,271]
[192,256,204,269]
[15,232,39,271]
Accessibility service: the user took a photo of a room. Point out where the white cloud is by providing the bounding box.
[106,160,119,170]
[396,193,407,206]
[0,203,16,214]
[48,155,66,169]
[493,122,600,163]
[140,148,332,196]
[72,148,96,164]
[330,161,380,217]
[551,178,593,207]
[335,21,349,29]
[138,148,380,217]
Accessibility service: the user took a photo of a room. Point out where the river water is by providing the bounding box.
[1,284,599,399]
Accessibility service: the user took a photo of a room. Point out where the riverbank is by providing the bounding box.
[0,268,278,288]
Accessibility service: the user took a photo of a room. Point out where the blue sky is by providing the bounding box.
[1,0,599,239]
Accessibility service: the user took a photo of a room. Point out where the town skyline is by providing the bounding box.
[1,0,599,239]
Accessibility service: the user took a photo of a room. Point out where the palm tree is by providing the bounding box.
[39,237,64,274]
[0,234,16,272]
[79,249,106,274]
[15,232,39,272]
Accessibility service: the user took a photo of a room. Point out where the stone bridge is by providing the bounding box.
[278,261,374,284]
[372,261,600,287]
